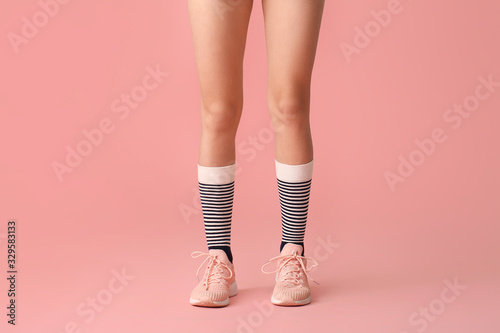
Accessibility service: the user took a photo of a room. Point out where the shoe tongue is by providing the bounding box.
[279,244,307,273]
[279,258,302,284]
[208,249,231,265]
[280,243,304,256]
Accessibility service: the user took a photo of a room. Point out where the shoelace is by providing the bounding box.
[191,251,233,291]
[261,251,320,285]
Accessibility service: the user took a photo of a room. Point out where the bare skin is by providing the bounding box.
[187,0,325,167]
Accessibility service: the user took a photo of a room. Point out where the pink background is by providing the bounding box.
[1,0,499,332]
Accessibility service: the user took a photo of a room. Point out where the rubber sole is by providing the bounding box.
[271,295,311,306]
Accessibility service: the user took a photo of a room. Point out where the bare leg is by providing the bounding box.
[262,0,325,164]
[187,2,254,307]
[261,2,325,303]
[187,0,254,167]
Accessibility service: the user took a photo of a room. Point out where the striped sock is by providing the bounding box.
[276,159,314,255]
[198,163,236,263]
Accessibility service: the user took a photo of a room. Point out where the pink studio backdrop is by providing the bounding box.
[1,0,499,332]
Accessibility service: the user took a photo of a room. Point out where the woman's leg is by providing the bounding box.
[263,0,324,165]
[262,0,324,253]
[188,0,253,308]
[187,0,253,266]
[188,0,253,167]
[261,0,325,306]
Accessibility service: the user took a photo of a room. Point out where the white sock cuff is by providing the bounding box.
[198,163,236,185]
[275,159,314,182]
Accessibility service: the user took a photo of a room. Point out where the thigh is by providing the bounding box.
[262,0,325,101]
[187,0,254,107]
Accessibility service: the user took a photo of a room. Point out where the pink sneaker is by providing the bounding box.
[261,243,319,306]
[189,250,238,307]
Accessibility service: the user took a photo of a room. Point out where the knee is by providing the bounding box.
[201,101,242,133]
[269,97,310,132]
